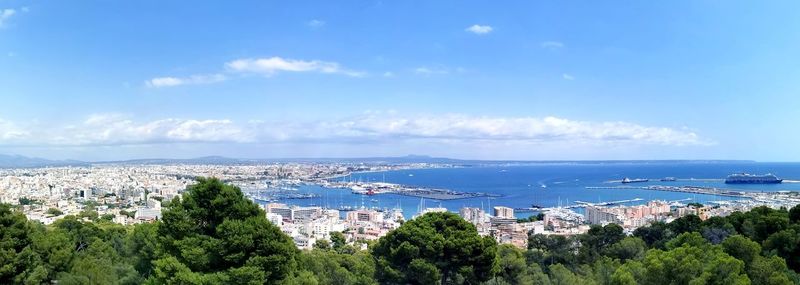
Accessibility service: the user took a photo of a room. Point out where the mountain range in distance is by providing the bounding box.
[0,153,757,169]
[0,154,89,168]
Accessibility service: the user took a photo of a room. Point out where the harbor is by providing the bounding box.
[225,166,800,220]
[514,198,644,212]
[318,180,500,200]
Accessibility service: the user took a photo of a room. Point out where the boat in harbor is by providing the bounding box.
[621,177,649,183]
[725,173,782,184]
[660,177,677,182]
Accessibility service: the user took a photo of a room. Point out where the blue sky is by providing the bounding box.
[1,1,799,161]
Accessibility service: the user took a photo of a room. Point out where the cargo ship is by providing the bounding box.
[621,177,649,183]
[724,173,782,184]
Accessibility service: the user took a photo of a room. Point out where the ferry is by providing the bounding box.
[621,177,649,183]
[725,173,782,184]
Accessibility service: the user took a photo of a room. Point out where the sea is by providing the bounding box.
[258,162,800,219]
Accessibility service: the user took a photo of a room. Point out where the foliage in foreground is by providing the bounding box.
[2,178,800,284]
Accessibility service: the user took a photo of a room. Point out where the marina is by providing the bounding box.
[514,198,645,212]
[320,180,499,200]
[233,163,800,219]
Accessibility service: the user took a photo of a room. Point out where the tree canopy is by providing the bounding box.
[372,212,499,284]
[151,177,299,284]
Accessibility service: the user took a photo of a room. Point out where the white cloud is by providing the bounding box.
[465,24,493,35]
[307,19,325,28]
[382,71,394,77]
[540,41,564,49]
[0,118,29,141]
[225,57,365,77]
[57,114,250,146]
[0,9,17,28]
[280,114,708,146]
[562,73,574,80]
[0,113,710,147]
[146,74,226,88]
[414,66,448,75]
[147,57,363,87]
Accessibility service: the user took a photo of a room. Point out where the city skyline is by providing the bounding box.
[2,1,800,161]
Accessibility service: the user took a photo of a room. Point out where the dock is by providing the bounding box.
[574,198,644,206]
[514,197,645,212]
[586,185,752,198]
[586,186,645,190]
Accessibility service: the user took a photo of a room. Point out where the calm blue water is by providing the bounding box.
[269,162,800,219]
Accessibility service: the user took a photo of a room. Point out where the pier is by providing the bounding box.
[323,180,499,200]
[586,185,752,198]
[586,186,645,190]
[603,178,724,183]
[574,198,644,206]
[514,198,645,212]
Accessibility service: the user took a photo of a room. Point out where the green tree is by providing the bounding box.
[298,249,376,285]
[528,234,577,267]
[789,204,800,224]
[313,239,331,251]
[669,215,702,234]
[78,209,99,221]
[151,177,298,284]
[119,210,136,219]
[579,224,625,263]
[610,268,637,285]
[125,222,160,277]
[605,237,647,261]
[516,213,545,223]
[18,197,39,206]
[762,229,800,272]
[727,206,789,243]
[283,270,320,285]
[56,239,140,285]
[590,257,621,285]
[632,221,674,249]
[721,235,761,267]
[46,208,64,217]
[100,214,116,222]
[0,204,37,283]
[700,216,736,244]
[28,224,73,281]
[748,256,793,285]
[329,231,356,254]
[548,264,594,285]
[493,244,532,284]
[638,233,750,285]
[372,212,498,284]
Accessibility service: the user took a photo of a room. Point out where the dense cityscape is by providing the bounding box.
[6,162,800,252]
